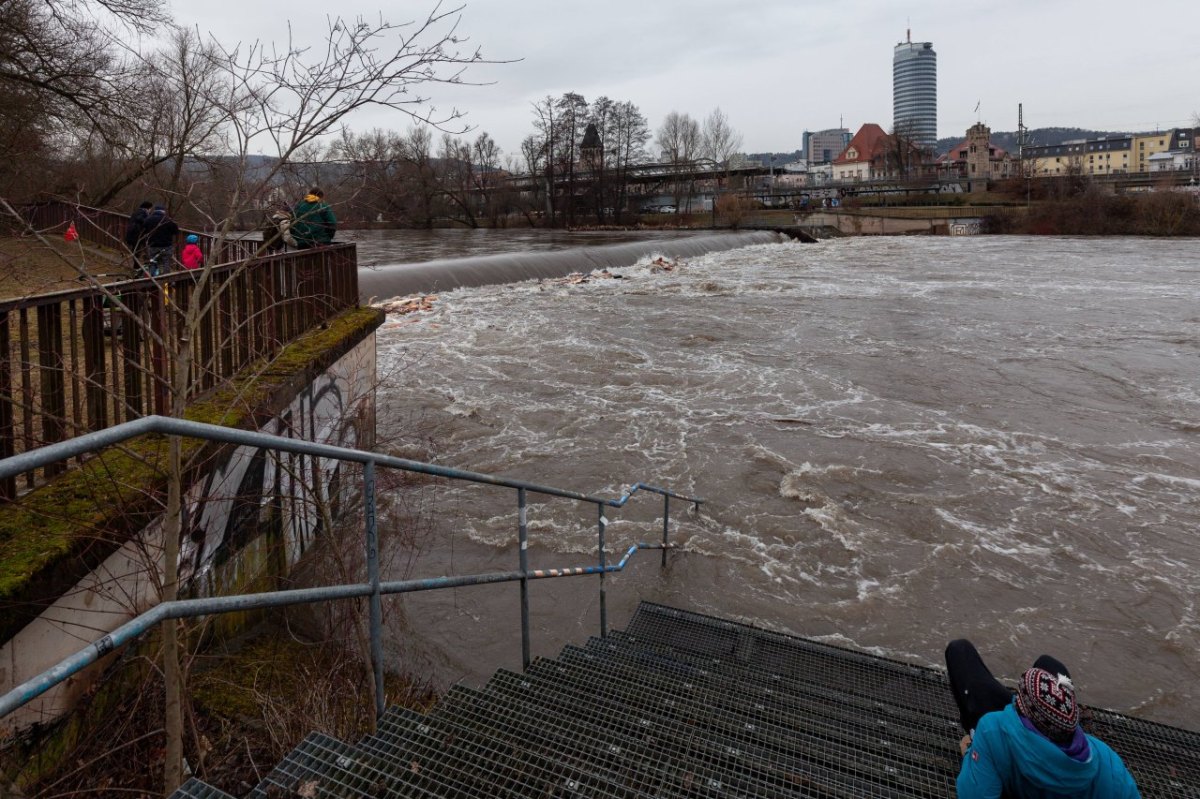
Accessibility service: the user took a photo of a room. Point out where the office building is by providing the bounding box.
[803,128,851,165]
[893,32,937,151]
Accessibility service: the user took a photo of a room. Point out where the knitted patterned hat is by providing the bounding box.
[1016,667,1079,742]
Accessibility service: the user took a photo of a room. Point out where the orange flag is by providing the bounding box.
[64,222,79,242]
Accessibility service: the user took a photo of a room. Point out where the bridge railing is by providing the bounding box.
[0,233,358,499]
[24,201,260,265]
[0,415,704,723]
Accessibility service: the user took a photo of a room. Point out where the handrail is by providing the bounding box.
[0,415,702,723]
[0,416,699,507]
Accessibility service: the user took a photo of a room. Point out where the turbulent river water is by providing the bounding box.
[366,233,1200,731]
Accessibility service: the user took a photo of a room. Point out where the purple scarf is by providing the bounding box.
[1020,716,1091,762]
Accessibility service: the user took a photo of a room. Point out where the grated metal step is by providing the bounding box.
[183,602,1200,798]
[244,731,437,798]
[431,683,728,799]
[618,609,955,713]
[513,654,940,799]
[624,602,1200,797]
[363,703,669,799]
[575,634,961,747]
[543,642,961,794]
[488,663,906,799]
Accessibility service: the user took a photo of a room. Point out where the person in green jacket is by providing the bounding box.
[291,187,336,248]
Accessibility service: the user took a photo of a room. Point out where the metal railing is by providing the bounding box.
[0,415,703,722]
[25,201,260,265]
[3,203,358,498]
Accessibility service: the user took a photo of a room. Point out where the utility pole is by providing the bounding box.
[1019,103,1031,207]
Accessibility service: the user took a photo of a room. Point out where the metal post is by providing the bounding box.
[518,488,530,670]
[598,503,607,638]
[662,494,670,568]
[363,460,385,720]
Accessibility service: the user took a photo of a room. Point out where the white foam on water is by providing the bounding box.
[373,234,1200,729]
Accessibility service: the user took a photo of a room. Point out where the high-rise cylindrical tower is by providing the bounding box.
[893,32,937,151]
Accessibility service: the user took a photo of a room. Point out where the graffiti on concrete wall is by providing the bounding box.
[949,218,984,235]
[178,336,375,591]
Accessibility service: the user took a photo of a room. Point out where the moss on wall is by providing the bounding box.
[0,306,384,643]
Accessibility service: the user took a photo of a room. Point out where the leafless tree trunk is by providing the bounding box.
[555,93,588,227]
[657,111,701,215]
[471,132,503,226]
[609,101,650,223]
[701,107,743,187]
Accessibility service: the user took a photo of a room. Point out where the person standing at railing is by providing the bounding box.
[945,639,1140,798]
[141,205,180,277]
[291,188,336,249]
[124,200,153,274]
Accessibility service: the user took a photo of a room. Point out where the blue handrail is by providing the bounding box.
[0,416,703,723]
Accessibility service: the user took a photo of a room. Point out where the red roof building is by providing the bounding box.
[832,123,927,182]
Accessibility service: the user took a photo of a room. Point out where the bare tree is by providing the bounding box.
[399,125,442,228]
[471,132,504,226]
[656,111,701,213]
[701,107,743,183]
[529,96,559,224]
[884,120,927,182]
[519,134,547,225]
[0,0,132,195]
[554,92,588,227]
[438,133,479,227]
[608,101,650,223]
[91,28,233,210]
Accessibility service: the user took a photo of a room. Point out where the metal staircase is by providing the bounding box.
[171,602,1200,798]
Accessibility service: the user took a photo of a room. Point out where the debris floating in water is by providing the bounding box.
[377,294,438,315]
[542,269,625,287]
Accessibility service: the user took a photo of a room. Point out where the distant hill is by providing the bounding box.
[745,150,803,167]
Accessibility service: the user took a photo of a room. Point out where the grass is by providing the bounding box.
[0,236,126,300]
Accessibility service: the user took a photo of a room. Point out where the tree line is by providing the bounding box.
[0,0,493,232]
[0,0,746,230]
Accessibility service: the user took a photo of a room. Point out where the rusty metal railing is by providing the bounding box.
[1,203,359,499]
[23,201,260,265]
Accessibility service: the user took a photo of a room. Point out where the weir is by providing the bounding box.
[357,230,781,301]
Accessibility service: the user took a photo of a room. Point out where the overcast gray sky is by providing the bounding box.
[174,0,1199,158]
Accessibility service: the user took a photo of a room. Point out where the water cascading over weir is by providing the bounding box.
[357,231,781,300]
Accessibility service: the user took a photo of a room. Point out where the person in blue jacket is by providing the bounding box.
[946,639,1140,798]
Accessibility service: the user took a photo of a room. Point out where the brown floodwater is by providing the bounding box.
[368,233,1200,731]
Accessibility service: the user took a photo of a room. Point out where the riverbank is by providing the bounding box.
[985,191,1200,236]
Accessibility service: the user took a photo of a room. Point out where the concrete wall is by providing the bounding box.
[0,333,378,735]
[801,211,985,236]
